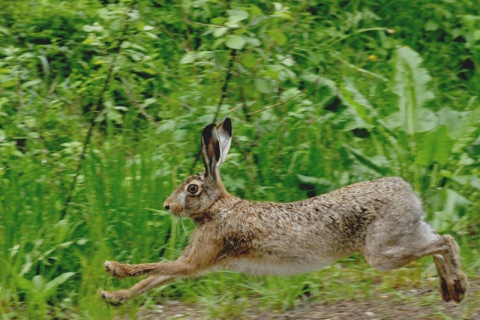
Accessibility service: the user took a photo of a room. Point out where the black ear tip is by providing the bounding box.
[221,118,232,134]
[202,123,216,140]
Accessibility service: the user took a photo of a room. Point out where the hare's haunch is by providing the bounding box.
[100,118,468,304]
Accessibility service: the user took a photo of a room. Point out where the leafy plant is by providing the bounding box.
[0,0,478,318]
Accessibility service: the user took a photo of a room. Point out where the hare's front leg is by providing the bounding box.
[101,236,222,302]
[101,258,212,304]
[104,234,223,278]
[103,259,204,278]
[103,261,136,278]
[100,275,175,303]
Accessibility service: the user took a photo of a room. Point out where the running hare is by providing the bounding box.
[100,118,468,303]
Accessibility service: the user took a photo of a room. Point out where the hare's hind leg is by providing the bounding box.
[363,224,467,302]
[432,235,468,303]
[363,232,446,271]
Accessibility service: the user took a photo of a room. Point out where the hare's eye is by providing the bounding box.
[187,183,200,195]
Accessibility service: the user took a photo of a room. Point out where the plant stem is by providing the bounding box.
[60,10,131,220]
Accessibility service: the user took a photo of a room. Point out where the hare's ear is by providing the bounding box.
[216,118,232,165]
[201,123,221,179]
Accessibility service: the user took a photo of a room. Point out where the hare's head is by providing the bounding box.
[164,118,232,220]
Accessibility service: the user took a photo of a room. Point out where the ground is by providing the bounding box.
[124,279,480,319]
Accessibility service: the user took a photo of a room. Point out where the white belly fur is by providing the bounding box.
[219,257,336,276]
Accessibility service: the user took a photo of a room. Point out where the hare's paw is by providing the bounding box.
[440,277,452,302]
[438,276,451,302]
[100,289,130,305]
[439,271,468,303]
[104,261,131,278]
[451,271,468,303]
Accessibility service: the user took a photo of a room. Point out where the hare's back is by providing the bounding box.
[313,177,421,216]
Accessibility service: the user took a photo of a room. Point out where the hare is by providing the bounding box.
[100,118,468,304]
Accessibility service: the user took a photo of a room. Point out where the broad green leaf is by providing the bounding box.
[180,52,196,64]
[213,27,228,38]
[23,79,43,88]
[225,35,246,49]
[213,38,225,49]
[0,26,10,36]
[141,98,157,108]
[45,272,75,295]
[245,36,261,47]
[343,144,389,175]
[280,87,301,100]
[452,176,480,190]
[339,77,376,130]
[475,30,480,41]
[415,126,453,166]
[33,275,46,292]
[77,238,89,245]
[225,20,240,28]
[268,30,287,46]
[436,107,470,139]
[437,107,480,153]
[225,11,248,28]
[227,10,249,20]
[428,189,471,232]
[0,79,16,88]
[228,16,248,24]
[211,17,226,25]
[385,108,437,133]
[241,53,257,68]
[264,65,281,80]
[250,4,264,17]
[214,51,229,68]
[471,178,480,190]
[254,78,273,93]
[424,20,438,31]
[16,276,34,291]
[392,46,435,134]
[81,37,95,45]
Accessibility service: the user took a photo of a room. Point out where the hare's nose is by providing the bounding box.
[164,205,170,211]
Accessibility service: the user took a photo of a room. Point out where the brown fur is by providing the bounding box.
[100,118,468,304]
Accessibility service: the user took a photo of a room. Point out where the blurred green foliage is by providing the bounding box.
[0,0,479,318]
